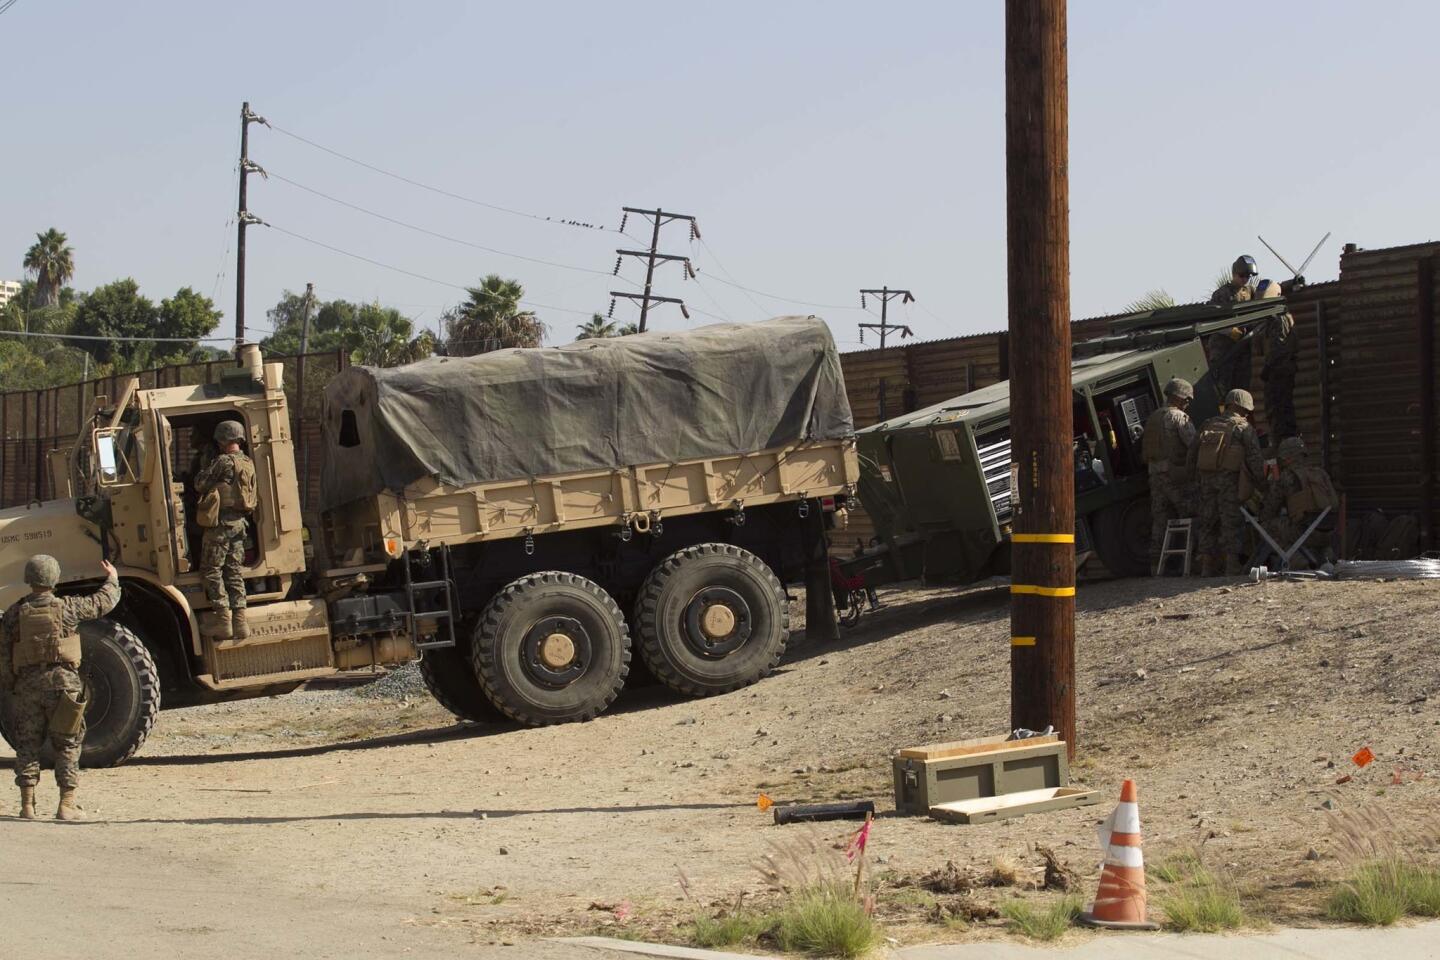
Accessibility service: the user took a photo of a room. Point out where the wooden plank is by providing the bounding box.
[928,786,1099,825]
[898,733,1059,761]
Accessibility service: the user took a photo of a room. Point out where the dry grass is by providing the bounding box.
[1154,854,1248,932]
[774,882,881,958]
[999,895,1082,942]
[689,910,775,948]
[1327,859,1440,926]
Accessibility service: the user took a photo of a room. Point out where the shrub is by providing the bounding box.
[999,895,1082,941]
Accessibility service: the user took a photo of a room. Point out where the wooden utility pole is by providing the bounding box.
[1005,0,1076,757]
[611,207,698,331]
[858,287,916,349]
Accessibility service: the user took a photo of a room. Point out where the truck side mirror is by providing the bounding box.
[94,429,136,487]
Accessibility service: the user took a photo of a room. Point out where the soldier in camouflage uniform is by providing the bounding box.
[1206,255,1259,396]
[1,555,120,820]
[1188,389,1267,577]
[1254,278,1299,445]
[193,420,257,640]
[1262,437,1340,561]
[1142,378,1197,573]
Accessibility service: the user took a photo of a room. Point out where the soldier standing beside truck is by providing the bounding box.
[193,420,257,640]
[1,556,120,820]
[1142,378,1197,573]
[1190,389,1266,576]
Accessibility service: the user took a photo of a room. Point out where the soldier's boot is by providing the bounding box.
[18,785,36,820]
[231,607,249,640]
[210,607,233,640]
[55,789,85,821]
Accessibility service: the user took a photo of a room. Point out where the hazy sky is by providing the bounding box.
[3,0,1437,351]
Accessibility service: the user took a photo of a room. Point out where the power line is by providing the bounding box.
[267,122,617,233]
[0,329,238,344]
[263,221,603,317]
[693,238,862,312]
[0,0,22,17]
[267,171,630,280]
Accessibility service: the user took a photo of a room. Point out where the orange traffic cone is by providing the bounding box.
[1079,779,1160,930]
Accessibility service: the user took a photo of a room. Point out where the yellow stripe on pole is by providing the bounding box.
[1010,584,1077,597]
[1011,533,1075,544]
[1011,636,1037,646]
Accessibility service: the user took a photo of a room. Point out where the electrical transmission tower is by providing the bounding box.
[858,287,915,349]
[610,207,698,332]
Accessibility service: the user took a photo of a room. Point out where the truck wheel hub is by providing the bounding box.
[700,604,736,638]
[522,616,590,687]
[684,588,752,658]
[539,632,576,669]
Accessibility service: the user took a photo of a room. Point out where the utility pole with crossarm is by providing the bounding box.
[610,207,698,332]
[858,287,915,350]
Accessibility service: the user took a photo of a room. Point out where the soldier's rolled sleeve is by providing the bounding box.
[61,573,122,632]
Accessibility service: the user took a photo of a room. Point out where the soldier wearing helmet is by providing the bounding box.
[1188,388,1267,576]
[1,555,120,820]
[1254,278,1299,446]
[1206,256,1260,397]
[1261,436,1339,561]
[193,420,257,640]
[1141,378,1197,573]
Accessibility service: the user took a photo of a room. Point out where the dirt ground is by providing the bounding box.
[4,573,1439,957]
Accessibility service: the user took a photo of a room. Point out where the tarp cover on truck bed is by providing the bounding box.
[319,316,853,510]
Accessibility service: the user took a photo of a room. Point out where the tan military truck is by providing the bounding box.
[0,317,857,765]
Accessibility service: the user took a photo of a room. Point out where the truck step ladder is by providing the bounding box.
[403,543,459,651]
[1156,518,1194,576]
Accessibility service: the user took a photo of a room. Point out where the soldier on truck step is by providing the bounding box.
[1,556,120,820]
[194,420,257,640]
[1207,255,1259,396]
[1142,378,1197,574]
[1189,389,1267,577]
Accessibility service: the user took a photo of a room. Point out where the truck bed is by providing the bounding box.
[322,438,858,565]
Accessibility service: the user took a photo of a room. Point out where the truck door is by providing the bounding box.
[151,412,192,577]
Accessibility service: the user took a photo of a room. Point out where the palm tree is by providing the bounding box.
[23,229,75,308]
[1124,290,1176,313]
[575,314,617,340]
[617,322,640,336]
[344,303,435,367]
[444,275,546,356]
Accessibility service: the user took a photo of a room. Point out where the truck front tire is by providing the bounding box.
[1,619,161,769]
[471,572,631,726]
[635,543,789,697]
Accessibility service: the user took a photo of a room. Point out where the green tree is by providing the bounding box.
[344,303,433,367]
[442,274,546,356]
[259,290,350,356]
[575,314,616,340]
[618,321,640,336]
[159,287,223,342]
[71,278,159,365]
[23,228,75,307]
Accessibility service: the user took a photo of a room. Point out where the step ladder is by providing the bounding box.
[1156,518,1194,576]
[403,543,459,651]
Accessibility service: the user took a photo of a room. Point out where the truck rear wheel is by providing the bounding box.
[1093,496,1152,578]
[634,543,789,697]
[418,634,501,724]
[1,620,161,768]
[471,572,631,726]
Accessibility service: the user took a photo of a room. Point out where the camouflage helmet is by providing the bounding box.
[24,554,61,588]
[1277,436,1306,462]
[1232,255,1259,279]
[1225,388,1255,412]
[213,420,246,444]
[1163,378,1194,401]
